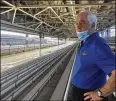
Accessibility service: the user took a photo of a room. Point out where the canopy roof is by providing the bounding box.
[1,0,115,38]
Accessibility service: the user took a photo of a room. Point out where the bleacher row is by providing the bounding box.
[1,43,77,101]
[1,36,115,101]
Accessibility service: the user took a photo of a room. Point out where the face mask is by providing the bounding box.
[77,30,89,41]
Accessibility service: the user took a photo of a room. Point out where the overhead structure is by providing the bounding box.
[1,0,115,38]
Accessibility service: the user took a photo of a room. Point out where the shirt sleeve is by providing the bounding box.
[95,38,115,75]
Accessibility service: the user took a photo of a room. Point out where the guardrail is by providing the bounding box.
[50,43,78,101]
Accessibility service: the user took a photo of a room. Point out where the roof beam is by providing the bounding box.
[35,22,42,30]
[27,23,39,28]
[1,6,13,8]
[17,8,54,28]
[2,0,55,29]
[2,0,15,7]
[1,20,39,35]
[15,3,114,8]
[50,7,64,24]
[70,0,75,20]
[12,8,17,24]
[34,7,50,17]
[50,12,69,18]
[15,22,38,24]
[24,1,33,14]
[1,8,14,14]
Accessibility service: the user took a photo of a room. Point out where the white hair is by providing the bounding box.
[80,10,97,29]
[87,11,97,29]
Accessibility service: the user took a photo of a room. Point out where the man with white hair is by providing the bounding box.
[71,11,115,101]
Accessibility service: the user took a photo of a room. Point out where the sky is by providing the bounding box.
[1,30,25,36]
[2,26,115,39]
[1,30,63,42]
[110,28,115,37]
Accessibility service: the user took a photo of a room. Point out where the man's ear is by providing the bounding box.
[91,23,95,29]
[88,23,95,35]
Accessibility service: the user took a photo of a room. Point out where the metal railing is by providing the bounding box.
[50,43,78,101]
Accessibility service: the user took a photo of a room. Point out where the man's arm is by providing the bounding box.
[84,69,116,101]
[84,38,115,101]
[100,69,116,97]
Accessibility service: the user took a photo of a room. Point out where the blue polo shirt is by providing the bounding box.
[71,32,115,90]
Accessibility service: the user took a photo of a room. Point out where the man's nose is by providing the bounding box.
[77,23,82,28]
[77,24,82,29]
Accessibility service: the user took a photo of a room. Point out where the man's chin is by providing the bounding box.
[77,31,82,33]
[77,29,84,32]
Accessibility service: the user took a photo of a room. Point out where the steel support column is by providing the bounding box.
[58,35,59,49]
[107,29,110,39]
[39,33,42,56]
[26,34,28,47]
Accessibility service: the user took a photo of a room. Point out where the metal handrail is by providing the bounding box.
[63,43,79,101]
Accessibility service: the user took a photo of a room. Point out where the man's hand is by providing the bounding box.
[84,91,103,101]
